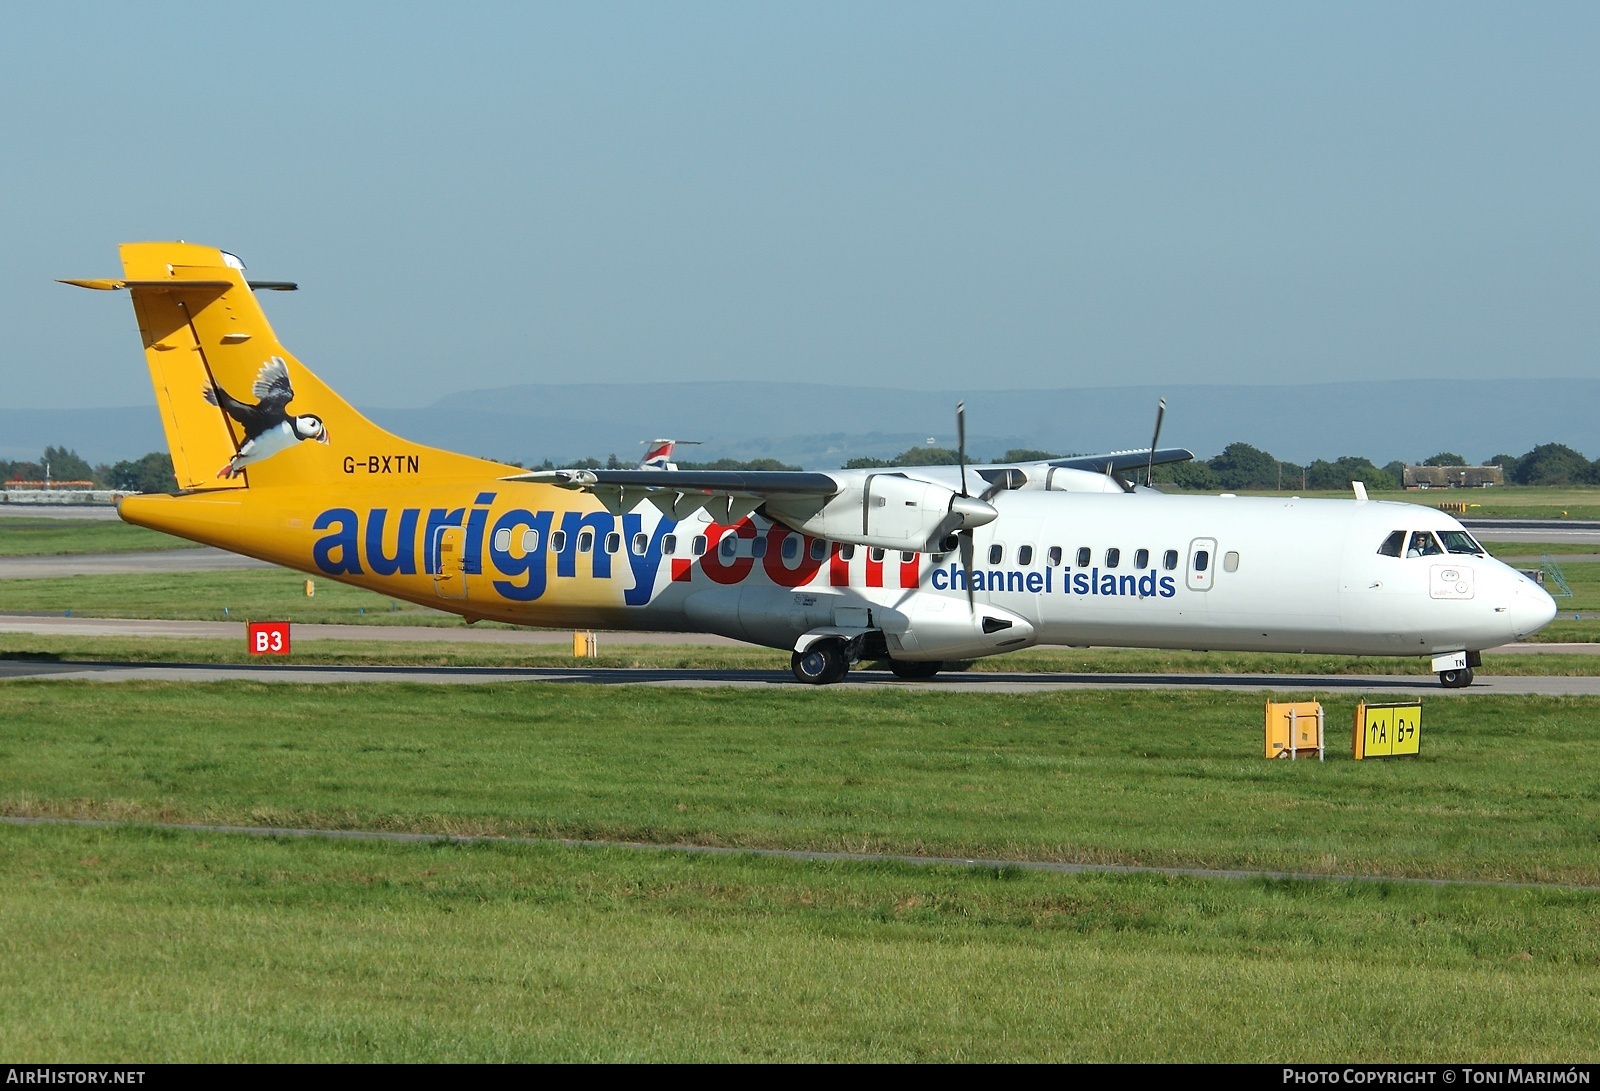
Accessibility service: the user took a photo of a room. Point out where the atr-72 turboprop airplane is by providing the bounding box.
[65,242,1557,687]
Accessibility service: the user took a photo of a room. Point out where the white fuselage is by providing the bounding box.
[609,491,1556,660]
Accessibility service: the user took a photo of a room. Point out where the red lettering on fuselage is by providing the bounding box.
[763,526,824,587]
[829,545,849,586]
[700,520,756,585]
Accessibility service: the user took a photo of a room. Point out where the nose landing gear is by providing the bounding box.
[1438,667,1474,688]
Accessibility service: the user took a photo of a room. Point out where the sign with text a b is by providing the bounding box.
[247,621,291,656]
[1353,701,1421,759]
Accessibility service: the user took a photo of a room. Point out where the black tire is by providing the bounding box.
[1438,667,1475,689]
[792,640,849,685]
[888,660,942,680]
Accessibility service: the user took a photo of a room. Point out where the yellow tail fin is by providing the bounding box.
[64,242,499,490]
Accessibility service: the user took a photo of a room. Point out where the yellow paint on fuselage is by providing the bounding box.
[80,241,650,630]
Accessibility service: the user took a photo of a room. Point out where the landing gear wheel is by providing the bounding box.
[1438,667,1475,689]
[888,660,942,680]
[792,640,849,685]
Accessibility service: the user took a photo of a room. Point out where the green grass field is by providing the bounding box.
[5,684,1596,883]
[0,517,189,556]
[3,823,1596,1062]
[2,683,1597,1060]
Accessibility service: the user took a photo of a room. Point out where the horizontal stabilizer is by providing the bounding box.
[59,278,296,292]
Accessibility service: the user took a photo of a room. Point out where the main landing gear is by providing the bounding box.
[1438,667,1474,689]
[791,640,850,685]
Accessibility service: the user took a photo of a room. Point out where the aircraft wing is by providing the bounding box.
[504,468,840,522]
[1046,448,1194,474]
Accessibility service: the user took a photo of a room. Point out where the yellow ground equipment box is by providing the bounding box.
[1353,701,1421,759]
[573,630,598,658]
[1265,701,1324,761]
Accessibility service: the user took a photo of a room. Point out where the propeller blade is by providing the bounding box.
[1145,397,1166,487]
[959,530,976,614]
[956,401,968,498]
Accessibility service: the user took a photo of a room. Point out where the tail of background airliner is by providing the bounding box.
[63,242,500,491]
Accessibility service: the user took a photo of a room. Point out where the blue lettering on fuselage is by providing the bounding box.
[937,564,1177,599]
[312,504,679,604]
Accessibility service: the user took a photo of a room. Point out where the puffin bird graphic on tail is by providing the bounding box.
[204,357,329,479]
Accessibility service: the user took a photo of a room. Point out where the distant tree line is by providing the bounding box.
[835,441,1600,489]
[521,454,802,472]
[1,447,178,493]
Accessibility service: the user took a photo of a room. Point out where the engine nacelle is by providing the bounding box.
[765,471,995,553]
[876,598,1036,662]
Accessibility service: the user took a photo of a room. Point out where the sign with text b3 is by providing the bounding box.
[247,621,291,656]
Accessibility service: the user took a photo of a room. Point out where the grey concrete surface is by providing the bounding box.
[1465,519,1600,545]
[4,658,1599,694]
[0,548,274,579]
[0,614,1585,653]
[0,614,746,646]
[0,504,121,520]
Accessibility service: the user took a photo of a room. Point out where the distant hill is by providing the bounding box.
[7,378,1595,470]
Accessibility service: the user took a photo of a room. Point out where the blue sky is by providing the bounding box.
[3,3,1597,409]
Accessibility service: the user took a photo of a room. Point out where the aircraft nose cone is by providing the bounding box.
[1508,582,1558,640]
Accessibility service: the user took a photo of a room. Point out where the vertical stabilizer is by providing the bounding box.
[64,242,502,490]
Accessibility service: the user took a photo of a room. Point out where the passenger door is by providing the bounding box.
[432,525,468,598]
[1187,537,1217,592]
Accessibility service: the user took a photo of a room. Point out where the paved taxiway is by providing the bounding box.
[0,614,746,645]
[0,613,1585,654]
[0,547,272,579]
[1463,518,1600,545]
[5,658,1600,694]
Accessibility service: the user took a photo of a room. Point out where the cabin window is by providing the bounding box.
[1105,548,1120,569]
[782,536,801,560]
[1076,547,1091,568]
[809,538,827,560]
[1377,531,1405,558]
[692,535,707,556]
[662,534,677,556]
[1407,531,1444,558]
[1223,551,1240,573]
[493,528,512,552]
[1163,549,1178,570]
[840,544,856,561]
[869,547,885,562]
[631,532,649,556]
[1194,550,1210,572]
[522,529,540,553]
[550,530,567,553]
[1439,530,1484,556]
[577,530,594,554]
[751,537,768,559]
[605,532,621,555]
[901,551,915,564]
[719,536,737,559]
[1017,544,1034,566]
[1133,548,1149,569]
[989,543,1004,565]
[1047,546,1062,567]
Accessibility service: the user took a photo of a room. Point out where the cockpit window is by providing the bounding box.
[1407,531,1444,558]
[1439,530,1484,556]
[1377,530,1405,558]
